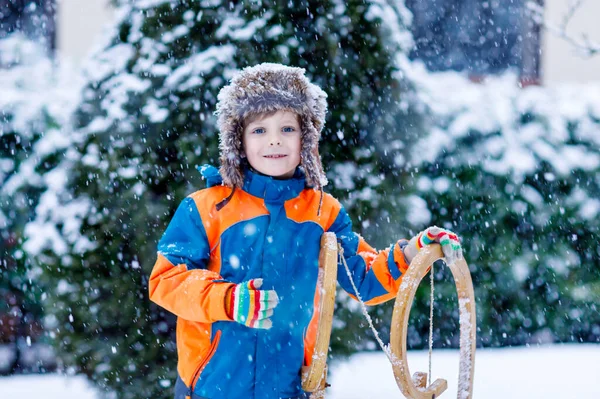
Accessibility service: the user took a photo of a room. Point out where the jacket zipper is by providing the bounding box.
[187,330,222,399]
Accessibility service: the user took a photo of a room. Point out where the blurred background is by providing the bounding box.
[1,0,599,398]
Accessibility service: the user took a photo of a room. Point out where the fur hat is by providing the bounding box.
[215,63,329,189]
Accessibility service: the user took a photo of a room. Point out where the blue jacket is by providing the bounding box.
[149,165,409,399]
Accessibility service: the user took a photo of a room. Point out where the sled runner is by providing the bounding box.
[301,232,338,398]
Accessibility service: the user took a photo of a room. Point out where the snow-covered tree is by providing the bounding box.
[0,34,76,236]
[24,1,420,396]
[0,33,80,372]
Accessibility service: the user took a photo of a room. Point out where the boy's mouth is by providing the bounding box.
[263,154,287,159]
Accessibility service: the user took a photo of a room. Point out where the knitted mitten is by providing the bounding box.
[403,226,463,266]
[225,279,279,329]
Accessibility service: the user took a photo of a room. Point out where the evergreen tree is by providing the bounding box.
[0,34,78,372]
[26,1,420,397]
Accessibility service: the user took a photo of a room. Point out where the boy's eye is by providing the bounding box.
[282,126,296,133]
[252,128,265,134]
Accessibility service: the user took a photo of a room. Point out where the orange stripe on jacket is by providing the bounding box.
[176,318,213,387]
[303,275,322,367]
[207,240,222,273]
[285,189,341,230]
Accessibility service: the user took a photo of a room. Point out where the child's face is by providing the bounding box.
[243,110,301,179]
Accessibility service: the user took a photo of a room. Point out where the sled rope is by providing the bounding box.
[338,244,393,362]
[338,243,437,381]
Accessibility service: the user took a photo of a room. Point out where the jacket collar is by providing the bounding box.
[242,165,306,203]
[198,164,306,203]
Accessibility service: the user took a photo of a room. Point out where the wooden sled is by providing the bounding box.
[301,232,338,398]
[390,244,476,399]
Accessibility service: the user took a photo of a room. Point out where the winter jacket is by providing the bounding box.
[148,165,410,399]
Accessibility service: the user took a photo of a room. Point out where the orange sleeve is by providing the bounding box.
[149,253,234,322]
[355,237,410,305]
[148,196,235,322]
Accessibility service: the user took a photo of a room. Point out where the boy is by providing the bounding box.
[149,63,462,399]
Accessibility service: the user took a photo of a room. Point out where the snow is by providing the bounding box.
[332,162,358,190]
[23,188,95,256]
[0,374,99,399]
[1,345,598,398]
[405,63,600,183]
[215,13,271,40]
[365,0,414,52]
[328,344,600,398]
[84,43,134,83]
[136,0,175,9]
[404,195,432,226]
[0,34,82,195]
[164,45,235,91]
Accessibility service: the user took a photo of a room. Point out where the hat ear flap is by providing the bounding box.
[300,119,327,189]
[219,122,246,187]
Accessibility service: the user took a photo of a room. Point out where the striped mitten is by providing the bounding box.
[226,279,279,329]
[403,226,463,266]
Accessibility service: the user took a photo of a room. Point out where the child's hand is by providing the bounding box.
[403,226,463,266]
[226,279,279,329]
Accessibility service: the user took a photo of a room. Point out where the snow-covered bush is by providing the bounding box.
[351,66,600,352]
[406,67,600,346]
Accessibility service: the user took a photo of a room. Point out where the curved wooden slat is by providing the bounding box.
[302,232,338,395]
[390,244,476,399]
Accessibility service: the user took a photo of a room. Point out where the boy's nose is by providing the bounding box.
[269,140,281,146]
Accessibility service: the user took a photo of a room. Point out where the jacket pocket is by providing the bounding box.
[188,330,222,398]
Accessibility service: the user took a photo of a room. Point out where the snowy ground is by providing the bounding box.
[0,344,598,398]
